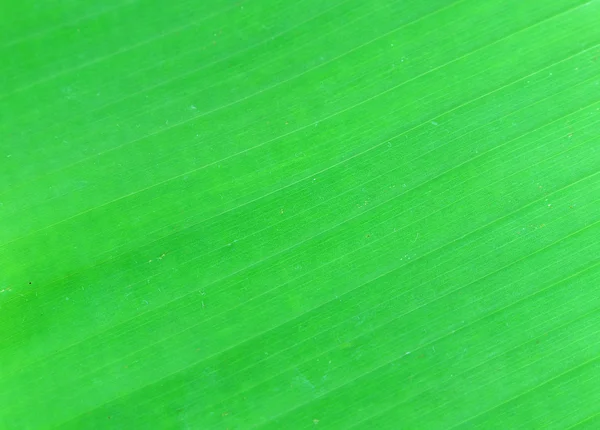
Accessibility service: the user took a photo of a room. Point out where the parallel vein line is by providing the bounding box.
[347,306,600,429]
[51,181,600,427]
[253,260,600,428]
[3,31,596,252]
[0,0,252,100]
[6,91,598,368]
[2,0,467,195]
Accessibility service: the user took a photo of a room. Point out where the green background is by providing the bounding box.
[1,0,600,428]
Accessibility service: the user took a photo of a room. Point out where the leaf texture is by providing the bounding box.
[1,0,600,428]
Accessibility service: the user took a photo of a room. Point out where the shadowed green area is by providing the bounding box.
[1,0,600,428]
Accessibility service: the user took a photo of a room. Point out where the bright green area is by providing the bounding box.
[1,0,600,428]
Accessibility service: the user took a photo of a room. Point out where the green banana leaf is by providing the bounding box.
[2,0,600,428]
